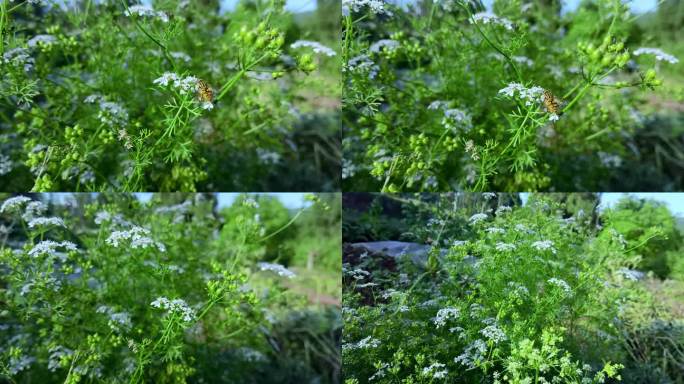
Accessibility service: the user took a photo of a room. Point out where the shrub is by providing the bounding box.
[0,193,341,383]
[342,0,681,191]
[0,0,340,191]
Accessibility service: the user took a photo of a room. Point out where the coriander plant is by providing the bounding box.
[0,0,340,191]
[342,193,682,383]
[342,0,683,191]
[0,193,342,383]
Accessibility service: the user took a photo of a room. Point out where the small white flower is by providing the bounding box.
[441,108,472,132]
[480,323,507,344]
[258,262,296,278]
[471,12,514,30]
[434,307,460,328]
[547,277,573,296]
[150,297,196,322]
[28,217,65,229]
[369,39,399,54]
[291,40,337,57]
[548,113,560,122]
[106,226,165,252]
[633,47,678,64]
[170,51,191,62]
[125,5,169,23]
[2,47,34,72]
[28,240,78,258]
[1,196,32,213]
[532,240,556,254]
[495,242,516,252]
[342,0,392,15]
[469,213,488,224]
[485,226,505,234]
[0,154,12,176]
[513,56,534,67]
[422,362,448,379]
[498,83,544,106]
[428,100,450,110]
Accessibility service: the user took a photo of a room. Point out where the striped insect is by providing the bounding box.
[542,89,561,115]
[196,79,214,103]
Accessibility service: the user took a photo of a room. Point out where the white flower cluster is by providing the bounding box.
[532,240,556,254]
[507,281,529,297]
[498,83,545,106]
[480,323,507,344]
[8,355,35,376]
[369,39,399,54]
[2,47,34,72]
[471,12,514,30]
[513,55,534,67]
[633,47,679,64]
[290,40,337,57]
[48,346,74,372]
[170,51,191,62]
[422,362,448,379]
[106,226,166,252]
[547,277,573,296]
[1,196,32,213]
[495,242,516,252]
[27,34,56,48]
[495,205,512,214]
[469,213,488,224]
[28,240,78,258]
[155,200,192,215]
[22,201,47,221]
[485,226,505,234]
[257,262,296,278]
[346,54,379,79]
[346,267,370,280]
[150,297,196,322]
[28,217,66,229]
[434,307,460,328]
[618,268,644,281]
[0,154,12,175]
[124,5,169,23]
[153,72,214,110]
[428,100,450,110]
[342,0,392,16]
[83,95,129,128]
[441,108,473,132]
[454,339,487,369]
[343,335,381,351]
[94,211,129,226]
[96,305,132,331]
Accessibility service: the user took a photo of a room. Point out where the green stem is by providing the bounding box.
[259,208,305,243]
[460,3,522,82]
[120,0,176,70]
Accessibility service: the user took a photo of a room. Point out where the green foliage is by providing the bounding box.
[602,195,682,278]
[342,194,677,383]
[0,0,340,191]
[0,193,341,383]
[342,0,682,191]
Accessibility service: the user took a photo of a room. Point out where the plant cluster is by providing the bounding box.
[342,194,683,383]
[0,193,342,383]
[342,0,682,191]
[0,0,340,191]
